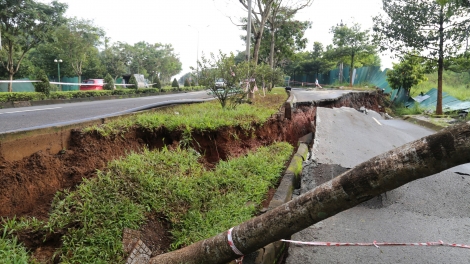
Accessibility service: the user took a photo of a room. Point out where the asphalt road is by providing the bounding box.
[0,91,213,133]
[285,105,470,263]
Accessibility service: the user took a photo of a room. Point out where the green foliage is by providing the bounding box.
[0,0,68,92]
[0,92,46,103]
[372,0,470,114]
[152,75,162,89]
[329,22,377,86]
[171,78,179,88]
[103,73,115,90]
[191,79,196,87]
[198,51,252,109]
[412,71,470,100]
[129,75,138,89]
[184,78,190,87]
[86,89,286,135]
[33,69,51,97]
[0,227,30,263]
[386,53,427,93]
[43,142,293,261]
[393,102,424,116]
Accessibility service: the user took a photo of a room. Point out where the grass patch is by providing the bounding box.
[84,87,287,136]
[392,102,424,116]
[7,143,293,263]
[412,71,470,101]
[0,227,31,263]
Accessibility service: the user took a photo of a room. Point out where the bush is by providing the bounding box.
[129,75,138,89]
[33,69,51,97]
[103,74,114,90]
[171,78,179,89]
[184,78,190,87]
[153,76,162,89]
[191,79,196,87]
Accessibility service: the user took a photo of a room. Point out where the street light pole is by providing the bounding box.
[54,59,62,91]
[188,25,209,86]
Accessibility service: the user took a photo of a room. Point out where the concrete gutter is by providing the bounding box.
[239,133,313,264]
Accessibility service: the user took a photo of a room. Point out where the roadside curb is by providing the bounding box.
[0,90,200,109]
[240,133,313,264]
[402,115,445,131]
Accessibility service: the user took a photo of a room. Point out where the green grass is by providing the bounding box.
[412,71,470,100]
[0,227,31,263]
[38,143,292,263]
[83,88,287,136]
[1,87,292,263]
[393,102,424,116]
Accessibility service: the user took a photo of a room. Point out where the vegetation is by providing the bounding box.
[0,0,67,92]
[33,69,52,97]
[103,73,115,90]
[153,75,162,89]
[184,78,190,87]
[128,75,138,89]
[84,88,287,136]
[171,78,179,89]
[387,53,427,103]
[1,88,292,262]
[329,22,377,87]
[373,0,470,114]
[412,71,470,101]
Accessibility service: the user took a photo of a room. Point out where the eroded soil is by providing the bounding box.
[0,90,386,262]
[0,105,316,262]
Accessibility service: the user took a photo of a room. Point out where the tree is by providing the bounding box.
[330,22,376,87]
[0,0,67,92]
[373,0,470,115]
[184,78,190,87]
[198,51,247,109]
[103,73,114,90]
[153,75,162,90]
[386,53,427,102]
[54,18,105,83]
[33,69,51,97]
[266,1,312,68]
[301,42,337,79]
[101,41,128,81]
[171,78,179,89]
[129,74,138,89]
[149,122,470,263]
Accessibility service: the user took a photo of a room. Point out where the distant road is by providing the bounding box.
[0,91,213,134]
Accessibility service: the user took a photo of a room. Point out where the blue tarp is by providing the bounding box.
[413,88,470,113]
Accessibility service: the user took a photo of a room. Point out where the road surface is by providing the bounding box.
[0,91,212,133]
[285,104,470,263]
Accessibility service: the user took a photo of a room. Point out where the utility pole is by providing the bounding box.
[246,0,252,61]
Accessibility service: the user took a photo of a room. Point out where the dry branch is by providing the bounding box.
[150,122,470,264]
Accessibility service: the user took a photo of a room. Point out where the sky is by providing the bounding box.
[46,0,394,79]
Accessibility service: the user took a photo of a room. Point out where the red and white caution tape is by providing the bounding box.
[281,239,470,249]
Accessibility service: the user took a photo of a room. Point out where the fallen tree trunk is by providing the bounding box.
[150,122,470,264]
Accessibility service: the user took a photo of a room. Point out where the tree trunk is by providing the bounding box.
[150,122,470,264]
[8,73,13,92]
[349,52,355,87]
[436,5,444,115]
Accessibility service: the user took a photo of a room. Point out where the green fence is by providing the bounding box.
[0,79,35,92]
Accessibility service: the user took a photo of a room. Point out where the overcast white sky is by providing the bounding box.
[51,0,394,79]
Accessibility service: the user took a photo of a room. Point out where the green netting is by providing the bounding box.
[60,77,80,91]
[0,79,35,92]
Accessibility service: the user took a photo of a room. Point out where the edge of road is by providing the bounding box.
[0,90,204,109]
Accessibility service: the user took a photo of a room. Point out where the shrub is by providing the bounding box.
[171,78,179,89]
[191,79,196,87]
[103,74,114,90]
[129,75,138,89]
[184,78,190,87]
[153,76,162,89]
[33,69,51,97]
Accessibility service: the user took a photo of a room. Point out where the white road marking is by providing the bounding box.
[0,107,62,115]
[372,117,382,126]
